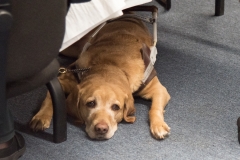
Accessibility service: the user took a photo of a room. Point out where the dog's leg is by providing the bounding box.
[137,76,171,139]
[30,91,53,131]
[30,72,78,131]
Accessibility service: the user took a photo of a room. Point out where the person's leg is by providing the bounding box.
[0,6,25,159]
[0,104,15,147]
[0,107,15,148]
[0,51,26,158]
[0,2,15,150]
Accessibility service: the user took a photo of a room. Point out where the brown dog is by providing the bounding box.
[30,16,171,140]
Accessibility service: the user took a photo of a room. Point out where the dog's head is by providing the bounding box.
[66,76,136,140]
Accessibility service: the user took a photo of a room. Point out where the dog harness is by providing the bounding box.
[59,6,158,93]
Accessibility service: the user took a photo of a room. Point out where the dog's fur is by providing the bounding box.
[30,16,171,140]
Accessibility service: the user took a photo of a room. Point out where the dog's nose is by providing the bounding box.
[94,122,109,134]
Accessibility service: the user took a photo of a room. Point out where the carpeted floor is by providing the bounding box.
[8,0,240,159]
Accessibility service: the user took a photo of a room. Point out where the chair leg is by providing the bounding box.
[156,0,171,10]
[215,0,224,16]
[237,117,240,144]
[46,77,67,143]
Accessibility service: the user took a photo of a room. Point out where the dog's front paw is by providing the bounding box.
[150,120,170,139]
[29,114,52,132]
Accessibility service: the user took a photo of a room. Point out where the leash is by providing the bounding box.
[58,67,90,74]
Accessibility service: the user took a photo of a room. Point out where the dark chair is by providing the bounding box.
[215,0,224,16]
[157,0,225,16]
[156,0,171,10]
[237,118,240,144]
[1,0,67,143]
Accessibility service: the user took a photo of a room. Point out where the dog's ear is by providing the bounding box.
[66,86,84,124]
[123,93,136,123]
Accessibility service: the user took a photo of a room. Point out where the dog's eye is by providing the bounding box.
[111,104,120,111]
[86,101,96,108]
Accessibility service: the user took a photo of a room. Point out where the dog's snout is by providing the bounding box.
[94,122,109,134]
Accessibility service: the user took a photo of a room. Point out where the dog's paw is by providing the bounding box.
[150,120,170,139]
[29,114,52,132]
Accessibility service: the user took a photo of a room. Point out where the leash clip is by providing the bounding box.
[59,67,67,74]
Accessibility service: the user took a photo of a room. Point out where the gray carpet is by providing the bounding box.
[7,0,240,159]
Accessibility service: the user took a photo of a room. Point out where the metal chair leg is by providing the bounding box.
[46,77,67,143]
[215,0,224,16]
[237,117,240,144]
